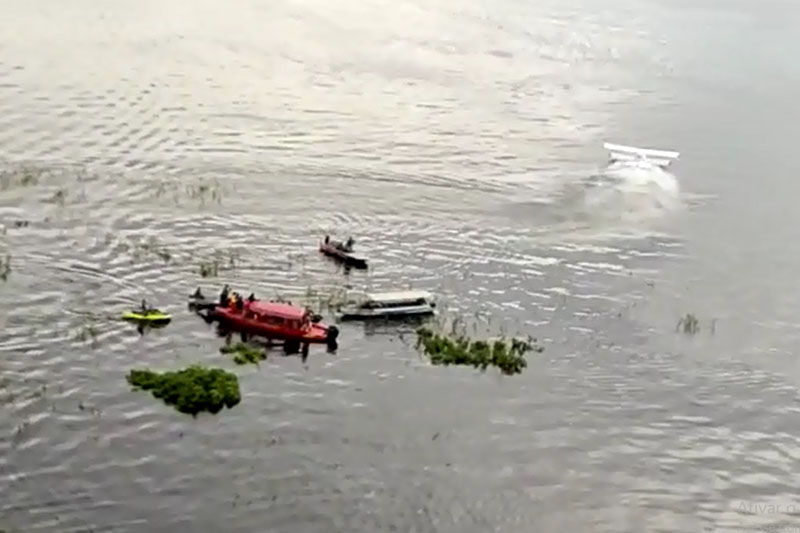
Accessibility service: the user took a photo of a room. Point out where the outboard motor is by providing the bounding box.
[326,325,339,351]
[188,287,205,311]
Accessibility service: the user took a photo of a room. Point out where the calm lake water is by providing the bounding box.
[2,0,800,531]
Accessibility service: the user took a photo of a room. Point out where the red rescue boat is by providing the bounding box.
[189,288,339,352]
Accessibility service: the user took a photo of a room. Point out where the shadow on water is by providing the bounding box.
[134,322,170,337]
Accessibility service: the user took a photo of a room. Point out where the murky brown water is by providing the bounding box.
[2,0,800,531]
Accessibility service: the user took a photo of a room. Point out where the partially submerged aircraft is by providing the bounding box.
[603,142,680,171]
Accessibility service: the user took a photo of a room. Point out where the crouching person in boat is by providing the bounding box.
[226,291,244,312]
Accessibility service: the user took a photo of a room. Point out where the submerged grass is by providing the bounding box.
[48,188,67,205]
[153,178,225,206]
[130,236,171,264]
[198,249,240,278]
[415,327,543,376]
[300,286,350,315]
[676,313,700,335]
[220,342,267,366]
[0,167,42,190]
[72,319,100,348]
[199,260,219,277]
[114,234,244,276]
[126,365,241,416]
[0,255,10,281]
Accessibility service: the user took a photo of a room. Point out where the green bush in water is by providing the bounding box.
[415,327,543,375]
[126,365,241,416]
[220,342,266,366]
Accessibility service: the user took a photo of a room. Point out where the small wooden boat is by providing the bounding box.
[189,288,339,354]
[319,235,368,269]
[338,290,436,320]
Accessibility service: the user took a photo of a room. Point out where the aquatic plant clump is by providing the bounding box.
[676,313,700,335]
[220,342,267,365]
[199,260,219,278]
[126,365,241,416]
[415,327,542,375]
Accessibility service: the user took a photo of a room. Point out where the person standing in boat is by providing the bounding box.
[219,284,230,306]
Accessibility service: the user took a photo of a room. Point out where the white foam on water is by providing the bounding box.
[577,161,682,221]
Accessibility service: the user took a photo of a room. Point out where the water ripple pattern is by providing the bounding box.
[1,0,798,532]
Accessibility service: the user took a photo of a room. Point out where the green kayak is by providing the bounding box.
[122,309,172,325]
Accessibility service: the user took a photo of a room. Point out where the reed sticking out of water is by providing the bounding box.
[186,181,223,205]
[301,286,350,315]
[0,255,10,281]
[415,327,542,376]
[131,236,171,263]
[199,259,219,277]
[220,342,267,366]
[154,179,225,205]
[120,235,172,264]
[73,320,100,348]
[48,188,67,205]
[0,167,41,190]
[126,365,241,416]
[676,313,700,335]
[198,249,240,278]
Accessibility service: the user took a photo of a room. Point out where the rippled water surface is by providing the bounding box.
[3,0,800,531]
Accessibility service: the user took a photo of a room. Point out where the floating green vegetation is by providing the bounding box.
[220,342,267,366]
[0,255,10,281]
[676,313,700,335]
[126,365,241,416]
[415,327,542,376]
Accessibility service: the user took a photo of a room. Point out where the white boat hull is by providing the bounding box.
[338,305,436,320]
